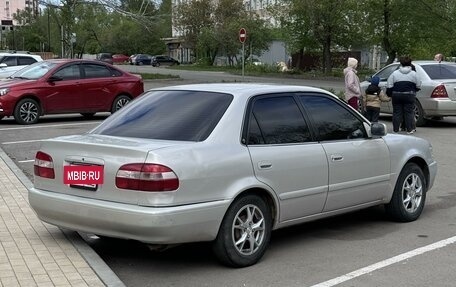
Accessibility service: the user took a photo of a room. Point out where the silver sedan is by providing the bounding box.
[361,60,456,126]
[29,83,437,267]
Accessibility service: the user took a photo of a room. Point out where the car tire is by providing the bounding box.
[155,62,160,67]
[414,100,427,127]
[14,98,40,125]
[81,113,95,118]
[385,163,426,222]
[213,194,272,267]
[111,95,131,113]
[138,61,143,66]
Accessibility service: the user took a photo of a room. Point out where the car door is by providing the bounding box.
[80,63,117,109]
[44,63,85,112]
[0,56,18,78]
[298,94,390,211]
[245,94,328,222]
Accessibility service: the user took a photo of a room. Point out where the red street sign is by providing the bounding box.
[239,28,247,43]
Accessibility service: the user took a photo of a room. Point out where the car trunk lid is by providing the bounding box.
[33,134,187,205]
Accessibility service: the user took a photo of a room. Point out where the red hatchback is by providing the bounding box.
[0,59,144,124]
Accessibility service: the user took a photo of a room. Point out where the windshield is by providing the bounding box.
[91,90,233,141]
[10,61,57,80]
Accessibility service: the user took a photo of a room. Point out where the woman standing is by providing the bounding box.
[386,56,421,134]
[344,57,361,110]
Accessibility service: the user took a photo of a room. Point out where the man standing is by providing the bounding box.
[386,56,421,134]
[434,53,444,62]
[344,57,361,110]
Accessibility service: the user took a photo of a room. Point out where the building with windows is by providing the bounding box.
[0,0,37,25]
[167,0,282,64]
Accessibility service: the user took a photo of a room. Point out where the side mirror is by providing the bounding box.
[47,75,63,82]
[0,63,7,68]
[371,122,387,137]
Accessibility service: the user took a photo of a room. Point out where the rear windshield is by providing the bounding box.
[91,90,233,141]
[421,64,456,79]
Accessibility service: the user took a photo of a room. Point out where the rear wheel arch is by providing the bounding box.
[111,94,132,113]
[212,188,277,267]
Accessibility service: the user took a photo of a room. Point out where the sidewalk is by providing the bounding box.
[0,150,123,287]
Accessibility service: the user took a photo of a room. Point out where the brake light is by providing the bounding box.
[116,163,179,192]
[34,151,55,179]
[431,84,448,98]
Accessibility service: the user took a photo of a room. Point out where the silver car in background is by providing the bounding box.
[29,84,437,267]
[361,60,456,126]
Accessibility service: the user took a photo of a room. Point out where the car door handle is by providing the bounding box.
[331,155,344,162]
[258,162,272,170]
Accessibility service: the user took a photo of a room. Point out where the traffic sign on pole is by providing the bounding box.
[239,28,247,43]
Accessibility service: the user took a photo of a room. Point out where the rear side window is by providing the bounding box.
[18,57,37,65]
[83,64,112,78]
[421,64,456,79]
[91,90,233,141]
[248,96,311,144]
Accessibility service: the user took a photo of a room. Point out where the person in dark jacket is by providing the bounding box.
[386,56,421,134]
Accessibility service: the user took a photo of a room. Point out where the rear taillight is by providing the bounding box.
[116,163,179,192]
[431,84,448,98]
[34,151,55,179]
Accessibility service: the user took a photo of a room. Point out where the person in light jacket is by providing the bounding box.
[344,57,361,110]
[362,76,391,122]
[386,56,421,134]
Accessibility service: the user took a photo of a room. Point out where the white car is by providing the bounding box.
[29,83,437,267]
[0,53,43,79]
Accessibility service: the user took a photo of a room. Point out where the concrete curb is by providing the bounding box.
[0,148,125,287]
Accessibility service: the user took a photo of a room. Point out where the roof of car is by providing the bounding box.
[0,52,42,59]
[148,83,336,98]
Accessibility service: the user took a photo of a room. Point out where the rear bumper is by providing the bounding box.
[29,187,229,244]
[421,98,456,116]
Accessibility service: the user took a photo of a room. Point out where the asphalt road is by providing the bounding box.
[1,74,456,286]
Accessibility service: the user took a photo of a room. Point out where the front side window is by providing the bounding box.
[1,56,16,66]
[375,64,399,81]
[91,90,233,141]
[53,64,80,80]
[299,95,366,141]
[248,96,311,144]
[83,64,111,78]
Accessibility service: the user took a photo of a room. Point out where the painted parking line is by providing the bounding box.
[18,159,35,163]
[0,122,101,131]
[310,235,456,287]
[2,139,44,145]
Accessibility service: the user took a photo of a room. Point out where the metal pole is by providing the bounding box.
[47,9,51,52]
[61,25,64,58]
[242,42,245,79]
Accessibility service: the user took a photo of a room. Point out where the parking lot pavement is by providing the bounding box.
[0,148,124,287]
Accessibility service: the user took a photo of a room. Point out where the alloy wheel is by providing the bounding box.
[231,204,265,256]
[19,102,38,123]
[401,172,423,213]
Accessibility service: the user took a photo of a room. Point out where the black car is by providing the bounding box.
[152,55,180,67]
[131,54,152,65]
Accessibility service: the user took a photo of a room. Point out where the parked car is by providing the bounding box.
[0,52,43,79]
[0,59,144,124]
[361,60,456,126]
[29,83,436,267]
[96,53,113,65]
[112,54,130,64]
[131,54,152,65]
[151,55,180,67]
